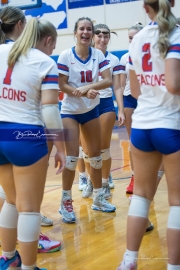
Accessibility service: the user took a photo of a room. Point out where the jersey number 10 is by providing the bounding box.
[80,70,93,83]
[142,43,152,72]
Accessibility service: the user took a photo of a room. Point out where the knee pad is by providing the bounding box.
[65,156,78,171]
[18,212,41,242]
[101,148,111,160]
[168,206,180,230]
[82,151,90,163]
[0,201,18,228]
[79,146,83,159]
[0,186,6,200]
[128,195,151,218]
[89,156,102,169]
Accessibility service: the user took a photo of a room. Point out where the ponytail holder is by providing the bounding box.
[0,19,2,24]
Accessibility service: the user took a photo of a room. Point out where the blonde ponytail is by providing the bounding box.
[0,21,6,44]
[8,18,57,68]
[156,0,177,58]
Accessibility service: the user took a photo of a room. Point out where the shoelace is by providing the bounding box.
[39,233,50,241]
[63,200,74,212]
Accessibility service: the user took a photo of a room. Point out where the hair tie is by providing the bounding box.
[0,19,2,24]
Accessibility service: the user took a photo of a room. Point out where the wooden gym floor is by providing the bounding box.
[2,126,169,269]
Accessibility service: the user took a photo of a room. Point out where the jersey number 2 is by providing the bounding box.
[3,67,13,85]
[80,70,92,83]
[142,43,152,72]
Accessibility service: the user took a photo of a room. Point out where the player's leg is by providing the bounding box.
[124,106,135,194]
[117,142,162,269]
[81,111,116,213]
[78,139,87,191]
[100,110,116,198]
[59,116,79,223]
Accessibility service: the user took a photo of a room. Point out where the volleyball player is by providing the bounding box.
[81,23,125,199]
[0,6,54,227]
[58,17,116,224]
[0,17,65,270]
[117,0,180,269]
[119,23,143,194]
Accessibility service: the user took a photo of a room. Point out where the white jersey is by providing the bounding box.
[0,44,59,126]
[119,52,131,96]
[57,47,111,114]
[98,51,121,98]
[129,22,180,130]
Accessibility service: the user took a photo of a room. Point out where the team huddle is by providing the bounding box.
[0,0,180,270]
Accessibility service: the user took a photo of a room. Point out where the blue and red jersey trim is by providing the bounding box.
[129,56,133,65]
[57,63,69,72]
[113,65,122,72]
[99,60,109,70]
[168,44,180,53]
[119,65,125,71]
[42,75,58,84]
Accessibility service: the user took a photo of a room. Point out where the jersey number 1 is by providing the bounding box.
[3,67,13,85]
[142,43,152,72]
[80,70,92,83]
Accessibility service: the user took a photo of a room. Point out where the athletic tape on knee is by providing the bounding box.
[65,156,78,171]
[89,156,102,169]
[0,186,6,200]
[167,206,180,230]
[82,151,90,163]
[101,148,111,160]
[18,212,41,242]
[0,201,18,228]
[79,146,83,159]
[128,195,151,218]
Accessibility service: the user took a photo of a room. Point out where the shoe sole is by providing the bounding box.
[59,211,76,224]
[82,193,93,198]
[38,245,61,253]
[91,205,116,213]
[41,222,53,227]
[126,190,133,194]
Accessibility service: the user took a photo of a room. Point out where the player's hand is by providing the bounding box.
[86,89,99,99]
[54,151,66,174]
[72,89,83,97]
[118,112,125,127]
[76,85,90,94]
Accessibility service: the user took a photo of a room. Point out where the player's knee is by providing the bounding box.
[65,156,78,171]
[0,201,18,228]
[101,148,111,160]
[18,212,41,242]
[89,156,102,169]
[168,206,180,230]
[128,195,151,218]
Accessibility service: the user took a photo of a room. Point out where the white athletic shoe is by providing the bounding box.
[102,182,111,199]
[91,193,116,212]
[41,214,53,226]
[82,179,93,198]
[59,199,76,223]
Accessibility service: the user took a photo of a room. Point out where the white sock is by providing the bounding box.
[2,249,16,259]
[93,188,103,199]
[79,172,86,178]
[102,178,108,184]
[132,171,134,175]
[62,190,72,201]
[167,264,180,270]
[124,249,138,264]
[21,263,36,270]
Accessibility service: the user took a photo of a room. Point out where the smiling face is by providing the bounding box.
[93,28,110,52]
[75,19,93,46]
